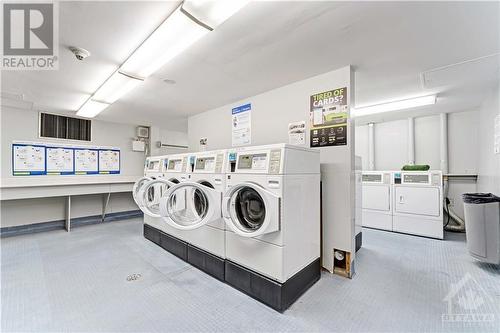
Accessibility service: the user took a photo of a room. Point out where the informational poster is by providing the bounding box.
[288,121,306,146]
[309,87,348,147]
[232,103,251,147]
[74,149,99,174]
[12,144,46,175]
[99,149,120,174]
[46,147,74,175]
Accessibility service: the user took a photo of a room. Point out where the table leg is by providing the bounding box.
[65,195,71,232]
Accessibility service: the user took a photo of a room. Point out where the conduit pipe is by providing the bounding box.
[440,112,465,232]
[368,123,375,171]
[408,117,415,165]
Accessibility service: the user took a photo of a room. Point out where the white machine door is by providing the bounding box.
[222,182,280,238]
[132,176,152,207]
[138,179,174,217]
[394,186,440,216]
[159,181,221,230]
[362,185,390,211]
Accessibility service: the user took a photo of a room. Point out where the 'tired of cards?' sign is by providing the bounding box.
[309,87,348,147]
[232,103,251,147]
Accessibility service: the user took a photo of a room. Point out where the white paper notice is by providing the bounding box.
[75,149,98,173]
[288,121,306,145]
[47,147,74,173]
[99,150,120,173]
[13,144,45,174]
[232,103,251,147]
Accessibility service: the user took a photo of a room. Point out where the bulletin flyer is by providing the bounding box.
[309,87,348,147]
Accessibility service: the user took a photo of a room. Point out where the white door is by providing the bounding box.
[222,182,280,238]
[132,176,152,207]
[138,179,174,217]
[394,186,440,216]
[159,181,221,230]
[362,185,391,211]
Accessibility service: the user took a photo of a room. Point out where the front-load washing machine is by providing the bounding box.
[156,150,228,280]
[133,155,169,216]
[392,170,443,239]
[361,171,394,231]
[141,153,193,261]
[222,144,320,312]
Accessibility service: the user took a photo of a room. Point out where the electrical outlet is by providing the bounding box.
[449,198,455,207]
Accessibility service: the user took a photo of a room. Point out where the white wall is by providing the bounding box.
[477,84,500,195]
[150,126,188,156]
[355,110,479,219]
[0,107,185,228]
[188,66,356,272]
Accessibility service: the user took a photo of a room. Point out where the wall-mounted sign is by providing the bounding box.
[288,121,306,146]
[47,147,74,175]
[12,144,46,175]
[309,87,348,147]
[232,103,251,147]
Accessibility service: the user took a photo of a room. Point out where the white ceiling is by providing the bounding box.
[2,1,499,130]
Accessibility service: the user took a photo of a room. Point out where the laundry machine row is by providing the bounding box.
[361,170,444,239]
[134,144,321,312]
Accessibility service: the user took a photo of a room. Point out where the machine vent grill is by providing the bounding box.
[40,113,91,141]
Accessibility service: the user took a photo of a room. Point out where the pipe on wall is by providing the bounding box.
[440,113,449,173]
[440,112,465,232]
[368,123,375,170]
[408,117,415,165]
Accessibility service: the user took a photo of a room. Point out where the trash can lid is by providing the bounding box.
[462,193,500,204]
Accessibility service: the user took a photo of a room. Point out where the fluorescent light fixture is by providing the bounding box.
[120,7,209,78]
[76,100,110,118]
[182,0,249,29]
[352,95,437,117]
[92,71,143,104]
[77,2,247,117]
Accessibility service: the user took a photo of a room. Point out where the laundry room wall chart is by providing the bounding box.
[309,87,348,147]
[11,141,120,176]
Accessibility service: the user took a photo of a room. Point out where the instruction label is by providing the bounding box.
[309,87,348,147]
[232,103,251,147]
[288,121,306,146]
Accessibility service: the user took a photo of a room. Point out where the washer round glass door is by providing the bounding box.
[159,181,221,230]
[132,176,152,207]
[139,179,174,217]
[222,182,280,238]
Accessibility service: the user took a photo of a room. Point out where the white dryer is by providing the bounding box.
[361,171,394,231]
[393,171,443,239]
[222,144,320,312]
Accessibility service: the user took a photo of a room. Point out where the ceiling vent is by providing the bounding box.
[421,53,500,89]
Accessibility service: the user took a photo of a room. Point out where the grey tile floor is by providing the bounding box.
[1,218,499,332]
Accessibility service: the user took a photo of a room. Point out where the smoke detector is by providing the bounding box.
[69,46,91,61]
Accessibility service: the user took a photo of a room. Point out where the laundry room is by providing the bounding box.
[1,1,499,332]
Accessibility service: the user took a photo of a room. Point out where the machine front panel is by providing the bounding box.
[394,186,440,216]
[362,185,390,211]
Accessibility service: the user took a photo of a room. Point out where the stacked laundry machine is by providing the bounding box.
[133,144,321,311]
